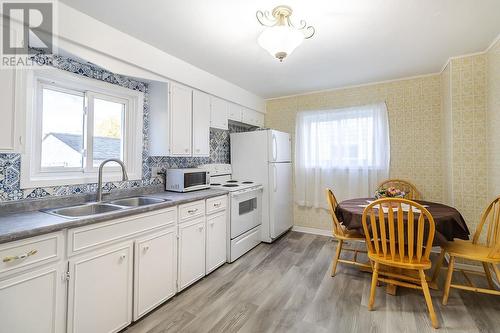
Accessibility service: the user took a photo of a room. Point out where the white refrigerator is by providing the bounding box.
[230,129,293,243]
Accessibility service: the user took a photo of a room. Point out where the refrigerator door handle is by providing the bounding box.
[273,164,277,192]
[272,134,278,162]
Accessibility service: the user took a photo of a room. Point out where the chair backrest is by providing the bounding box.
[326,188,346,238]
[361,198,435,264]
[377,179,422,200]
[473,196,500,258]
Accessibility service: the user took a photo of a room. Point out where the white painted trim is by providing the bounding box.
[265,72,442,101]
[291,226,332,237]
[55,3,265,112]
[485,32,500,53]
[267,33,500,101]
[20,67,143,189]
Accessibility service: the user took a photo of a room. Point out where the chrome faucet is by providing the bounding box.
[96,159,129,202]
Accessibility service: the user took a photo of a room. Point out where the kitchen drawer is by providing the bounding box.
[179,200,205,222]
[0,232,63,276]
[68,208,176,256]
[206,195,227,215]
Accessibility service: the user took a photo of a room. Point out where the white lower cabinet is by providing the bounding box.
[178,217,206,291]
[134,226,177,320]
[0,263,66,333]
[206,211,227,274]
[67,243,133,333]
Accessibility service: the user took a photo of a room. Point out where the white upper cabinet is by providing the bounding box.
[0,69,19,152]
[170,83,193,156]
[149,82,192,156]
[242,108,265,127]
[228,103,243,122]
[210,96,229,130]
[192,90,210,157]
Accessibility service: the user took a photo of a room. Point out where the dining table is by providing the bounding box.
[335,197,471,294]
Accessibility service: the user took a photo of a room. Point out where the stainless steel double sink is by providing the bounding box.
[44,196,171,218]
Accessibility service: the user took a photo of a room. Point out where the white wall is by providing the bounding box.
[55,3,265,112]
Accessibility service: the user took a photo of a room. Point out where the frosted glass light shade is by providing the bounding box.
[257,25,304,61]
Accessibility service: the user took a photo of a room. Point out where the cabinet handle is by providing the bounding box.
[119,254,127,261]
[188,208,198,214]
[185,148,189,152]
[198,226,204,231]
[213,202,221,207]
[143,246,150,252]
[209,221,215,226]
[3,249,38,263]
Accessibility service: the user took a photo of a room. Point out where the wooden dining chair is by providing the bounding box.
[326,188,371,277]
[440,196,500,305]
[362,198,439,329]
[377,179,422,200]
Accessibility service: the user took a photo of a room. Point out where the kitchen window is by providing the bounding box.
[294,103,390,208]
[21,68,144,188]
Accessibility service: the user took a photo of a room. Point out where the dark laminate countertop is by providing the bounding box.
[0,188,229,244]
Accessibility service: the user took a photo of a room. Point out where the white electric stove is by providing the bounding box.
[200,164,263,262]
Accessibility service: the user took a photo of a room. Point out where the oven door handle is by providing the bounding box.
[230,186,263,198]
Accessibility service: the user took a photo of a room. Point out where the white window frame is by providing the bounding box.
[21,68,144,188]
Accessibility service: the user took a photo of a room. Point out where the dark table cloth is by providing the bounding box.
[336,198,470,246]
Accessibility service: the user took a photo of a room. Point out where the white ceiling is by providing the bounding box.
[59,0,500,99]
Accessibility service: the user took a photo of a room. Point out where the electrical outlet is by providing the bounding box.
[152,167,163,178]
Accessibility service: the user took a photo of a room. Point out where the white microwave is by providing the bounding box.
[165,168,210,192]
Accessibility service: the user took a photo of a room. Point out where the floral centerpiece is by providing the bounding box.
[374,187,406,199]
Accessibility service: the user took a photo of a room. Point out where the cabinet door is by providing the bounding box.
[0,264,66,333]
[192,90,210,157]
[206,211,227,274]
[0,69,17,152]
[134,227,177,320]
[178,217,206,290]
[255,112,265,127]
[241,108,256,126]
[170,83,192,156]
[67,243,133,333]
[228,103,242,122]
[210,96,228,130]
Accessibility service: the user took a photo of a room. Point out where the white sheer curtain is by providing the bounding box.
[295,102,390,209]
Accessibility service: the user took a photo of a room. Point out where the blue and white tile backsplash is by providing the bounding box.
[0,52,254,202]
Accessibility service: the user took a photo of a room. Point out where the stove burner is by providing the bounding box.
[226,180,238,183]
[242,181,254,184]
[210,183,221,186]
[223,184,239,187]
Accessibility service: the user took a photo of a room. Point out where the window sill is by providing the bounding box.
[20,170,142,189]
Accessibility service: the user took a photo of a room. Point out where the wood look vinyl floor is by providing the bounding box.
[123,231,500,333]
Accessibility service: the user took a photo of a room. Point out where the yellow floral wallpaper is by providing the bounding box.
[442,54,489,233]
[266,75,443,230]
[266,37,500,233]
[488,39,500,200]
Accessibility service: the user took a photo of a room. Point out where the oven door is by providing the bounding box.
[183,171,209,191]
[230,186,263,239]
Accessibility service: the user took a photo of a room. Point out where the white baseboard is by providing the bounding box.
[291,226,333,237]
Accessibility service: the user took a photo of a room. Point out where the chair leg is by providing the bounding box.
[420,269,439,329]
[331,240,343,277]
[368,262,379,311]
[482,262,495,290]
[492,263,500,287]
[430,248,446,285]
[442,255,455,305]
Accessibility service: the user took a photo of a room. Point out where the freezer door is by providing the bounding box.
[268,130,291,163]
[268,162,293,239]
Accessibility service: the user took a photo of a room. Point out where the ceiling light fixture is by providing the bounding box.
[256,5,315,62]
